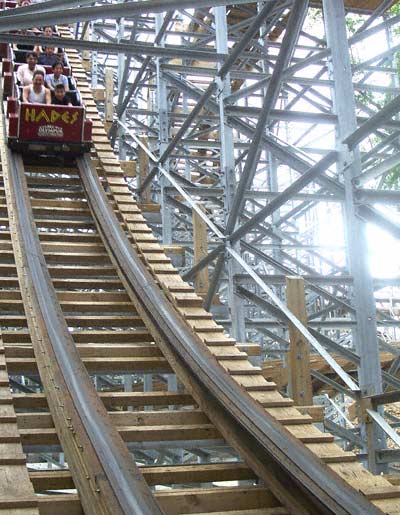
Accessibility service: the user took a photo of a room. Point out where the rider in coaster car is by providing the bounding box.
[38,46,60,67]
[51,84,72,106]
[22,69,51,104]
[35,25,64,55]
[45,61,69,91]
[16,51,45,86]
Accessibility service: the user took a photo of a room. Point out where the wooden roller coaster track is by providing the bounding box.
[1,26,400,515]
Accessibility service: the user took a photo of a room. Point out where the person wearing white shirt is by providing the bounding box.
[22,70,51,104]
[16,52,46,86]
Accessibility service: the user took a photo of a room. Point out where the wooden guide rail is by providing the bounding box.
[0,24,399,515]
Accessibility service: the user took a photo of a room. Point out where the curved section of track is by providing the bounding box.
[2,148,163,515]
[78,156,383,515]
[1,27,400,515]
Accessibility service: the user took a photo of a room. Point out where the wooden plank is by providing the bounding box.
[13,391,194,409]
[386,475,400,486]
[155,486,279,514]
[5,344,161,359]
[288,425,335,443]
[2,314,145,328]
[19,424,221,445]
[17,410,209,430]
[30,462,258,491]
[0,333,38,513]
[180,510,288,515]
[6,356,171,374]
[34,487,285,515]
[37,495,83,515]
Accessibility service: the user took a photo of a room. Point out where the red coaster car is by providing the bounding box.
[7,100,92,155]
[0,1,17,8]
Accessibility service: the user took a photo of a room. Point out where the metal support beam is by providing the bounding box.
[155,13,173,244]
[0,0,277,31]
[215,5,245,340]
[225,0,309,235]
[322,0,386,473]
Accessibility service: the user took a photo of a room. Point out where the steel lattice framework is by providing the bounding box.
[2,0,400,471]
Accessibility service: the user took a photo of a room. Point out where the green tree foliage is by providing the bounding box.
[389,3,400,16]
[383,166,400,189]
[379,4,400,189]
[306,7,400,189]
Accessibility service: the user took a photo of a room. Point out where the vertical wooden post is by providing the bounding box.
[81,23,91,71]
[193,205,209,297]
[286,276,312,406]
[138,137,151,204]
[104,68,114,132]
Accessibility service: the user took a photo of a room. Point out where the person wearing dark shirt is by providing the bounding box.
[14,29,35,62]
[38,46,59,67]
[52,84,72,106]
[35,25,64,55]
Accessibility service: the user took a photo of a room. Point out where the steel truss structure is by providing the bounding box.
[3,0,400,472]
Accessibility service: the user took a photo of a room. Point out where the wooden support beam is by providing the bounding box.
[286,276,312,406]
[192,205,209,296]
[81,24,91,70]
[138,137,151,203]
[91,86,105,101]
[104,67,114,131]
[120,160,136,177]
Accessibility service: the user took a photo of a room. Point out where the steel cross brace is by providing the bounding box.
[0,0,278,31]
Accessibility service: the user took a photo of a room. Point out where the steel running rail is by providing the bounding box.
[78,155,383,515]
[3,151,163,515]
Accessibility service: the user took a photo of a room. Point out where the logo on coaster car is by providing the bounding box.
[20,105,83,142]
[24,107,80,125]
[38,125,64,138]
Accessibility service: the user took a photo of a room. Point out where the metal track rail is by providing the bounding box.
[78,155,382,515]
[3,150,163,515]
